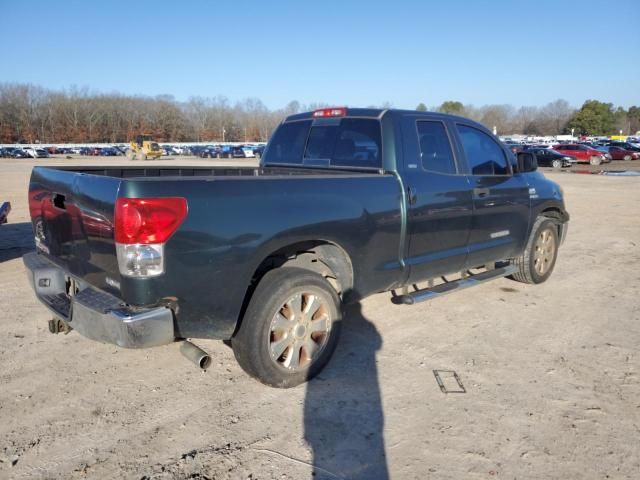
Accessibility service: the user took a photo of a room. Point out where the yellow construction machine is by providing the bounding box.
[127,134,163,160]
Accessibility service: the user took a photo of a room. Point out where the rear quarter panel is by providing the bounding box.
[119,174,403,339]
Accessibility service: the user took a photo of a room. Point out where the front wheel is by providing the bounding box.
[589,155,602,166]
[551,159,563,169]
[623,154,632,161]
[510,216,559,284]
[232,267,341,388]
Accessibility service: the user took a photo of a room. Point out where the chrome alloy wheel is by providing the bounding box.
[533,228,556,275]
[268,291,332,372]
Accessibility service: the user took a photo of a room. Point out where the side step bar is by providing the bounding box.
[396,265,518,305]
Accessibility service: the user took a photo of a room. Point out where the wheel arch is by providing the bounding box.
[233,239,354,336]
[538,206,569,242]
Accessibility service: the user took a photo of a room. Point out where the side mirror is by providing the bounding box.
[517,152,538,172]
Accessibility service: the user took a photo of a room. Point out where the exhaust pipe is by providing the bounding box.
[180,340,212,370]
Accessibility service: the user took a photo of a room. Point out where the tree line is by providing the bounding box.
[418,100,640,137]
[0,82,637,144]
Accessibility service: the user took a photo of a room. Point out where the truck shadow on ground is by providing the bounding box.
[304,302,389,480]
[0,222,34,262]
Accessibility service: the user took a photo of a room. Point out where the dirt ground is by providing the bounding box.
[0,156,639,480]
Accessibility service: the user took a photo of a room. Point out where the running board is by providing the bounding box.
[396,265,518,305]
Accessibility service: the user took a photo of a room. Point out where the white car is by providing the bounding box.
[23,147,38,158]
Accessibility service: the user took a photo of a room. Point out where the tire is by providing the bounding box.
[510,216,559,284]
[623,155,632,161]
[231,267,342,388]
[589,155,602,166]
[551,159,563,169]
[126,150,135,160]
[138,152,147,161]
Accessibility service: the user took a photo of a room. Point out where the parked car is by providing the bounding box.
[221,145,255,158]
[600,146,640,161]
[552,144,610,165]
[608,141,640,153]
[188,145,208,157]
[35,148,50,158]
[199,146,222,158]
[100,147,120,157]
[23,147,38,158]
[24,107,569,388]
[10,148,30,159]
[527,148,576,168]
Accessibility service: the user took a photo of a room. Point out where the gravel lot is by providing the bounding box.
[1,156,639,479]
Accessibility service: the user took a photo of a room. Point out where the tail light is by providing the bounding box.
[114,197,187,278]
[312,107,347,118]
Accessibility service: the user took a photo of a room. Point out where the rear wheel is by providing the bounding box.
[510,216,559,284]
[589,155,602,166]
[551,159,563,169]
[232,267,341,388]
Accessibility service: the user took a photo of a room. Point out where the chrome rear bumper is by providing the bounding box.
[23,252,174,348]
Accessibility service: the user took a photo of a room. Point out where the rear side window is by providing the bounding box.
[416,121,456,174]
[263,120,312,165]
[305,118,382,168]
[456,125,509,175]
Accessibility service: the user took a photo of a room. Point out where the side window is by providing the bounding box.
[416,121,456,174]
[456,125,510,175]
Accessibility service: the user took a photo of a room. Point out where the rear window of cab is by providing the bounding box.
[263,118,382,169]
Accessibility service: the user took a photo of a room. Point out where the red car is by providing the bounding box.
[605,146,640,161]
[553,144,610,165]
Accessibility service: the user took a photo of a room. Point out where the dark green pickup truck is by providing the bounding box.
[24,108,569,387]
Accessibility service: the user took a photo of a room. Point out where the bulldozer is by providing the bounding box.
[126,134,163,160]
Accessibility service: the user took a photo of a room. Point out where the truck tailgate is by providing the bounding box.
[28,167,121,289]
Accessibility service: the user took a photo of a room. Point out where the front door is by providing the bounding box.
[454,124,531,268]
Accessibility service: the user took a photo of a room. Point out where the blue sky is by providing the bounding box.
[1,0,638,109]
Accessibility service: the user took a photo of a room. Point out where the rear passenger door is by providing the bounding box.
[401,116,474,284]
[454,124,530,268]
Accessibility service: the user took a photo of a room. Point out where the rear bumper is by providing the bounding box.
[23,252,175,348]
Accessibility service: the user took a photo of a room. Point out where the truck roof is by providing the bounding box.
[283,108,476,126]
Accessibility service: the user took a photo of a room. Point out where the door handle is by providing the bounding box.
[407,186,417,205]
[473,187,490,198]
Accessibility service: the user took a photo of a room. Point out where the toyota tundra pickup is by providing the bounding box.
[24,108,569,387]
